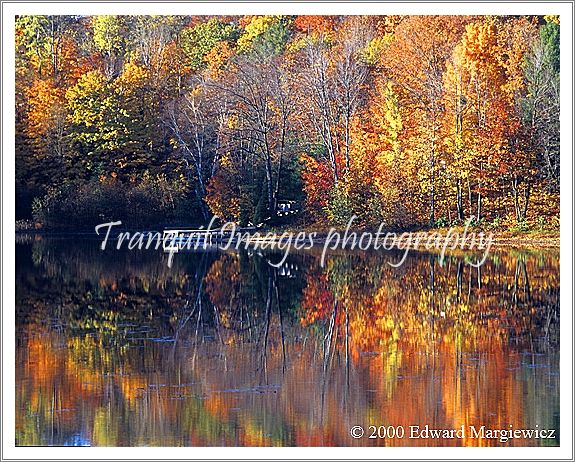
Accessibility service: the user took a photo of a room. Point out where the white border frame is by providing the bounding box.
[2,2,573,460]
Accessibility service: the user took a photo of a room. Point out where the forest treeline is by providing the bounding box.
[15,15,560,230]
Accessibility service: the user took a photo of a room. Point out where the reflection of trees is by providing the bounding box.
[301,250,559,359]
[203,251,306,377]
[298,250,559,446]
[16,238,222,339]
[16,240,559,446]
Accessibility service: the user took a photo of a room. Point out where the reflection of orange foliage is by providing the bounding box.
[204,394,231,419]
[205,255,241,309]
[16,251,559,447]
[300,271,336,326]
[298,253,554,364]
[293,252,559,446]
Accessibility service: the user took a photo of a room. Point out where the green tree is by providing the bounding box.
[180,18,238,71]
[92,15,127,78]
[15,15,76,79]
[65,70,118,178]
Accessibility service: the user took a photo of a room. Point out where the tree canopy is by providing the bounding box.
[15,15,560,230]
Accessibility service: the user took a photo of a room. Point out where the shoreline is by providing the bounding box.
[15,226,560,249]
[482,235,559,249]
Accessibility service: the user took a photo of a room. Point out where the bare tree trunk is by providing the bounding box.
[512,175,521,222]
[456,178,464,221]
[511,175,532,223]
[265,151,274,216]
[522,182,531,221]
[467,178,473,221]
[476,164,482,222]
[429,139,435,225]
[477,189,481,222]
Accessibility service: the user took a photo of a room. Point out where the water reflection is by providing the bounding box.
[15,237,559,446]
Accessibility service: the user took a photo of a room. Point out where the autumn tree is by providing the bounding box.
[180,18,238,72]
[443,19,512,223]
[92,15,127,79]
[15,14,561,229]
[166,81,222,221]
[205,18,297,223]
[385,15,468,225]
[15,15,77,80]
[66,63,163,181]
[522,19,560,193]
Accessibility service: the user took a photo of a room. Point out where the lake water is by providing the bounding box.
[15,237,559,446]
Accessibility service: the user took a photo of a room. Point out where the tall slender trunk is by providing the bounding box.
[273,118,287,213]
[456,178,464,221]
[344,107,350,173]
[264,150,274,216]
[522,183,531,221]
[477,190,481,223]
[476,164,482,222]
[512,175,521,222]
[467,178,472,220]
[429,141,435,226]
[511,175,532,222]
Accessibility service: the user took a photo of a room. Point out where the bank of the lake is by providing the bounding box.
[16,219,560,250]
